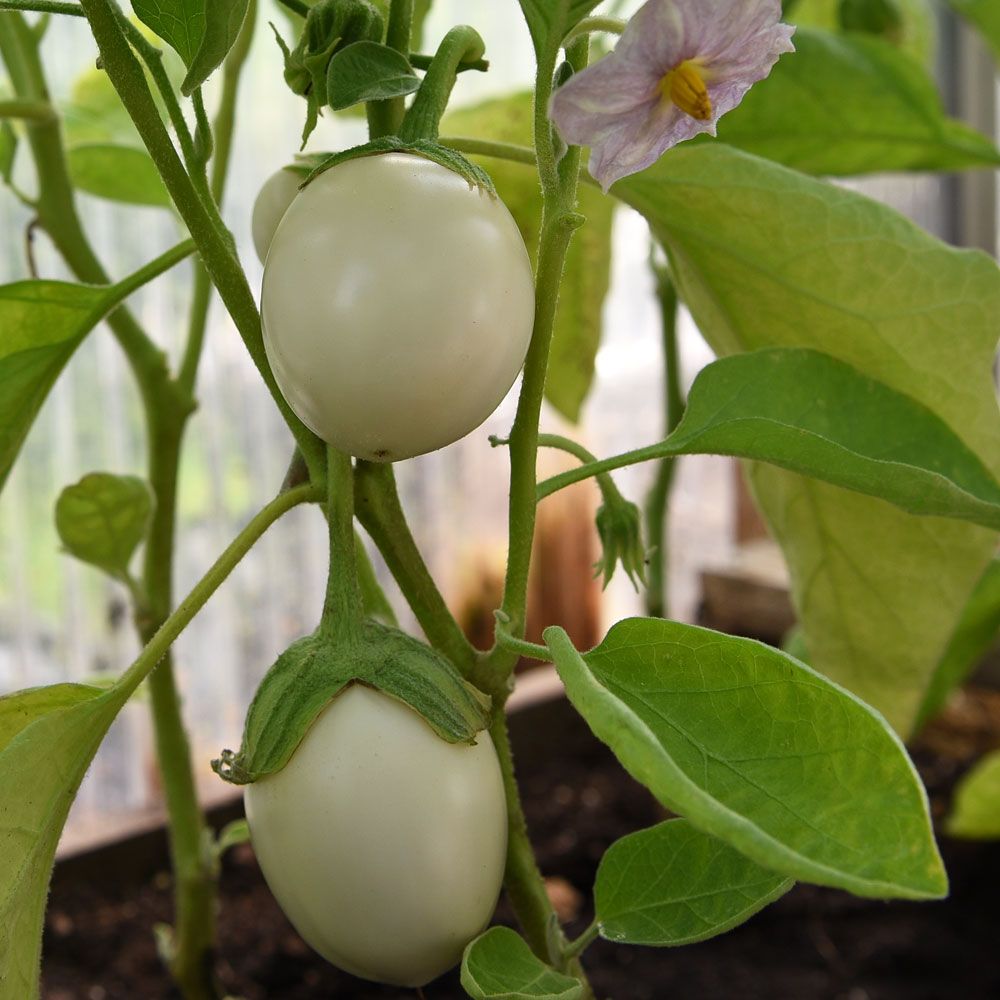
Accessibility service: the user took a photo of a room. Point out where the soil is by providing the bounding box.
[41,687,1000,1000]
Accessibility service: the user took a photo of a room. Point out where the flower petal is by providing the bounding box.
[550,0,795,188]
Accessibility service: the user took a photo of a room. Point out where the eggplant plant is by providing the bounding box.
[0,0,999,997]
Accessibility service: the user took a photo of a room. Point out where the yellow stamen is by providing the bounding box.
[661,59,712,121]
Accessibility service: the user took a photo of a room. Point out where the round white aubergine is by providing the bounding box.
[244,684,508,987]
[260,152,535,462]
[251,166,303,263]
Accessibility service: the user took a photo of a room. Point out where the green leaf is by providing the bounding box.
[182,0,251,94]
[948,0,1000,60]
[461,927,585,1000]
[67,143,171,207]
[595,819,793,946]
[663,348,1000,531]
[946,750,1000,839]
[0,682,132,998]
[0,120,16,184]
[917,558,1000,728]
[214,621,491,784]
[516,0,602,58]
[792,0,934,64]
[55,472,154,581]
[131,0,250,94]
[546,619,947,900]
[1,283,118,495]
[443,93,614,421]
[132,0,205,65]
[325,40,420,110]
[709,28,1000,174]
[614,144,1000,736]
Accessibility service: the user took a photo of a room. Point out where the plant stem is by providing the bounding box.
[644,261,682,619]
[354,460,477,674]
[117,484,323,695]
[137,12,256,991]
[482,30,594,993]
[321,447,365,641]
[366,0,413,138]
[178,0,257,396]
[0,96,52,118]
[398,24,485,142]
[489,714,556,959]
[563,919,599,961]
[438,135,536,165]
[78,0,325,483]
[562,15,626,47]
[533,432,628,508]
[0,0,83,14]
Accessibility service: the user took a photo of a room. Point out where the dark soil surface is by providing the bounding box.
[42,687,1000,1000]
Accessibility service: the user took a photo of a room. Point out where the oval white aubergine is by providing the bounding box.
[244,684,508,987]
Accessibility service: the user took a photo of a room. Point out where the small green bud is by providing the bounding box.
[272,0,385,146]
[594,498,647,591]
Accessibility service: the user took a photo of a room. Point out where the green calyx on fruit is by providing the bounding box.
[272,0,385,145]
[304,136,497,196]
[212,620,491,786]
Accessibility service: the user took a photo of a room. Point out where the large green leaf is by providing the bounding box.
[444,93,614,422]
[946,750,1000,839]
[614,144,1000,735]
[594,819,793,946]
[55,472,154,581]
[917,558,1000,728]
[539,348,1000,532]
[793,0,934,63]
[132,0,250,94]
[0,682,132,999]
[948,0,1000,59]
[708,28,1000,174]
[546,619,946,900]
[67,143,171,207]
[461,927,584,1000]
[0,247,192,497]
[0,283,114,494]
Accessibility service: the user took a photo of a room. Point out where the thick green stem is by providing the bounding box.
[0,95,52,118]
[482,32,594,994]
[366,0,413,137]
[78,0,325,483]
[322,447,365,641]
[644,264,682,619]
[178,0,257,395]
[354,461,477,673]
[398,24,485,142]
[0,0,83,14]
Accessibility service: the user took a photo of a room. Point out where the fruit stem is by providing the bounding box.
[397,24,485,142]
[322,445,366,642]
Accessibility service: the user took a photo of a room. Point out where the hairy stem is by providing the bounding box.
[78,0,325,483]
[644,262,682,619]
[118,484,323,695]
[322,447,365,641]
[354,461,477,673]
[0,0,84,14]
[366,0,413,138]
[398,24,485,143]
[484,30,594,992]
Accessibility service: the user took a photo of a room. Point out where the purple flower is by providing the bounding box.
[550,0,795,190]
